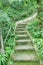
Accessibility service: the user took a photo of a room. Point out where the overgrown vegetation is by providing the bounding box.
[0,0,37,65]
[0,0,15,65]
[0,0,43,65]
[28,0,43,61]
[28,19,43,59]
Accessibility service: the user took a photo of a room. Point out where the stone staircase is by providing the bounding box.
[12,22,40,65]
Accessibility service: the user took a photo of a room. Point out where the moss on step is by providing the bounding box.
[14,50,36,55]
[16,32,27,35]
[16,36,30,40]
[14,62,40,65]
[15,42,33,46]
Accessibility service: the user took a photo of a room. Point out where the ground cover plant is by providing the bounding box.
[0,0,16,65]
[28,19,43,59]
[28,0,43,60]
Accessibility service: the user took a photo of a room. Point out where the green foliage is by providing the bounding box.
[28,0,43,60]
[28,19,43,38]
[1,0,43,64]
[28,19,43,59]
[37,0,43,21]
[0,0,15,65]
[0,10,10,23]
[10,0,37,21]
[0,54,6,65]
[34,39,43,59]
[0,0,37,22]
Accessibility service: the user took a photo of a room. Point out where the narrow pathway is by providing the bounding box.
[12,13,40,65]
[12,21,40,65]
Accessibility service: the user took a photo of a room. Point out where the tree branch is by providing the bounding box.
[4,26,11,44]
[0,27,4,54]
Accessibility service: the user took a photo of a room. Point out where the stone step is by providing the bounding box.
[16,25,26,28]
[17,28,26,29]
[16,37,30,40]
[16,35,30,40]
[14,18,40,64]
[14,62,40,65]
[17,24,27,28]
[16,39,31,43]
[15,45,34,51]
[12,54,38,62]
[15,31,27,35]
[17,25,26,28]
[14,50,36,55]
[16,42,33,46]
[16,29,26,31]
[16,31,26,33]
[16,28,26,31]
[17,23,27,25]
[16,35,28,37]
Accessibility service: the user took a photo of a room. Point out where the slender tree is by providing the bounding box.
[37,0,43,21]
[36,0,43,30]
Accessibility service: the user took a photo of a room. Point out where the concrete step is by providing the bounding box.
[17,28,26,29]
[15,31,27,35]
[15,40,32,45]
[14,62,40,65]
[17,23,27,28]
[14,19,40,64]
[17,25,26,28]
[16,37,30,40]
[15,45,34,51]
[17,23,27,25]
[16,25,26,28]
[16,31,26,33]
[12,54,38,62]
[16,29,26,31]
[16,35,29,37]
[16,35,30,40]
[16,28,26,31]
[16,39,31,43]
[14,50,36,55]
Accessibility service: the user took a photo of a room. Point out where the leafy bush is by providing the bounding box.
[28,19,43,38]
[0,0,15,65]
[0,54,6,65]
[28,19,43,59]
[34,39,43,59]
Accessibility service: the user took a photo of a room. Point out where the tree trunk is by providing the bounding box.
[4,26,11,44]
[37,0,43,20]
[37,0,43,29]
[0,26,4,54]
